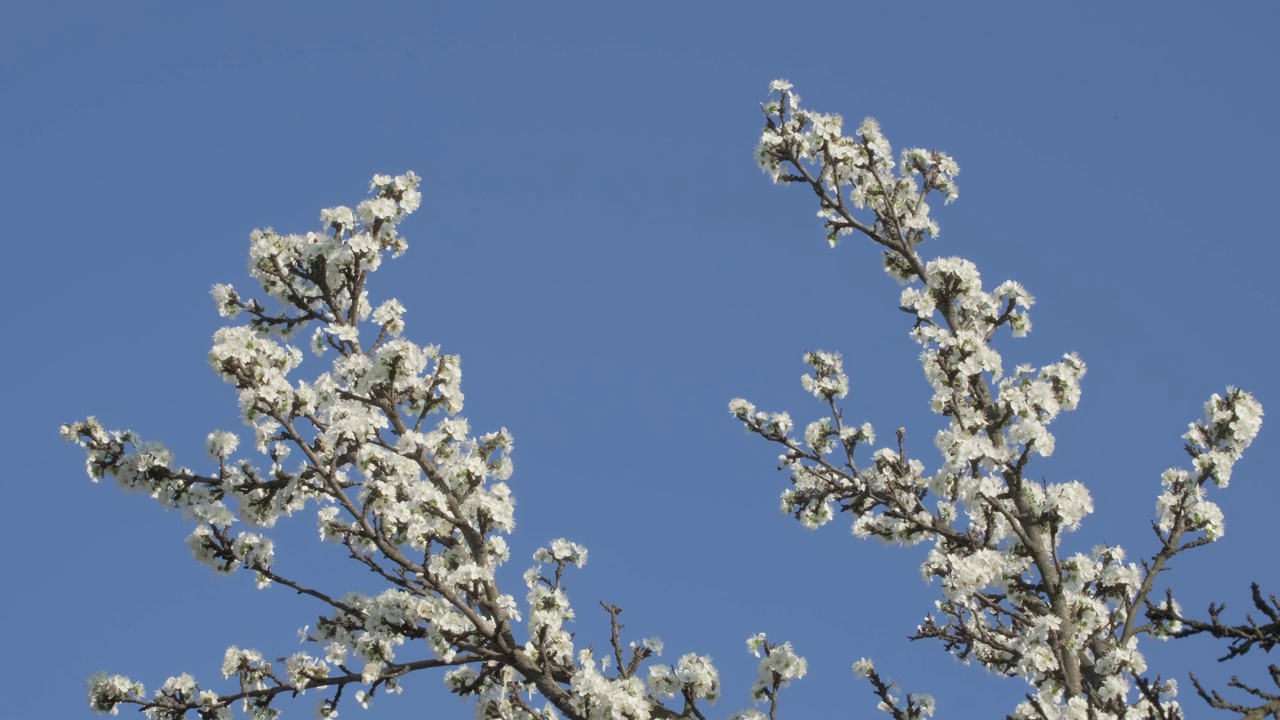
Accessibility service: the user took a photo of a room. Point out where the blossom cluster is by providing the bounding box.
[756,79,958,251]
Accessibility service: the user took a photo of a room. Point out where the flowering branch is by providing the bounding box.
[66,173,797,720]
[853,659,935,720]
[733,80,1264,718]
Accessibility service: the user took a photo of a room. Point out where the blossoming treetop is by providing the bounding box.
[63,84,1275,720]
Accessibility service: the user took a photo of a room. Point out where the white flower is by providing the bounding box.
[800,350,849,400]
[372,299,406,335]
[676,653,721,701]
[88,673,144,715]
[357,197,398,224]
[535,538,588,566]
[320,206,355,230]
[211,284,241,317]
[757,642,806,687]
[285,653,329,689]
[399,188,422,214]
[206,430,239,460]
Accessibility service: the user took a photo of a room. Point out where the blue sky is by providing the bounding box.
[4,3,1279,718]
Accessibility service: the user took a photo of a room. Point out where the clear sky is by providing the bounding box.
[4,3,1279,718]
